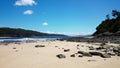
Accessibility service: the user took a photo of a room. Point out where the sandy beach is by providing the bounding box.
[0,40,120,68]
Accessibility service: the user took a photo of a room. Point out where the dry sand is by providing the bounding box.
[0,40,120,68]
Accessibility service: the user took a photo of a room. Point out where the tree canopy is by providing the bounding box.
[93,10,120,36]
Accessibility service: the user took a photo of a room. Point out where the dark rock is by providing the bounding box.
[35,45,40,48]
[107,53,116,56]
[89,52,102,56]
[55,46,58,48]
[77,51,85,54]
[70,54,75,57]
[35,45,45,48]
[56,54,66,59]
[78,54,83,57]
[113,47,120,53]
[88,46,95,50]
[13,47,16,49]
[96,47,104,50]
[83,52,92,57]
[100,54,111,58]
[64,49,70,52]
[88,60,96,62]
[100,42,106,46]
[78,51,92,57]
[96,46,109,52]
[117,53,120,56]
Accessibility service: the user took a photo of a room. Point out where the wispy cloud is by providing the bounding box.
[43,31,92,36]
[15,0,37,6]
[42,22,48,26]
[23,10,33,15]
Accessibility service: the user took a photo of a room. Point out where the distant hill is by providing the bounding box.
[93,10,120,36]
[0,27,66,37]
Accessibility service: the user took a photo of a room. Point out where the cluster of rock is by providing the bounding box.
[56,43,120,59]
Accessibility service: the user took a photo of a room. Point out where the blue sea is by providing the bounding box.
[0,36,70,43]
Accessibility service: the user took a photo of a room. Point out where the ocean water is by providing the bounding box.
[0,36,69,43]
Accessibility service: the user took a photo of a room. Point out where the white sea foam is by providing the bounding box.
[0,37,57,43]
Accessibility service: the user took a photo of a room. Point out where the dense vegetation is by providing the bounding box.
[0,27,65,37]
[93,10,120,36]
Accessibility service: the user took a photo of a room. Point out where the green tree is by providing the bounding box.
[93,10,120,35]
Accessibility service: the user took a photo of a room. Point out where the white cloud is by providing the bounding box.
[42,22,48,26]
[15,0,37,6]
[43,31,93,36]
[23,10,33,15]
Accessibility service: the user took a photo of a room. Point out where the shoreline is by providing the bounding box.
[1,35,120,45]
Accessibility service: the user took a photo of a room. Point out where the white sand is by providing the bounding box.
[0,41,120,68]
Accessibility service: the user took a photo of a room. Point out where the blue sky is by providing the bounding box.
[0,0,120,35]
